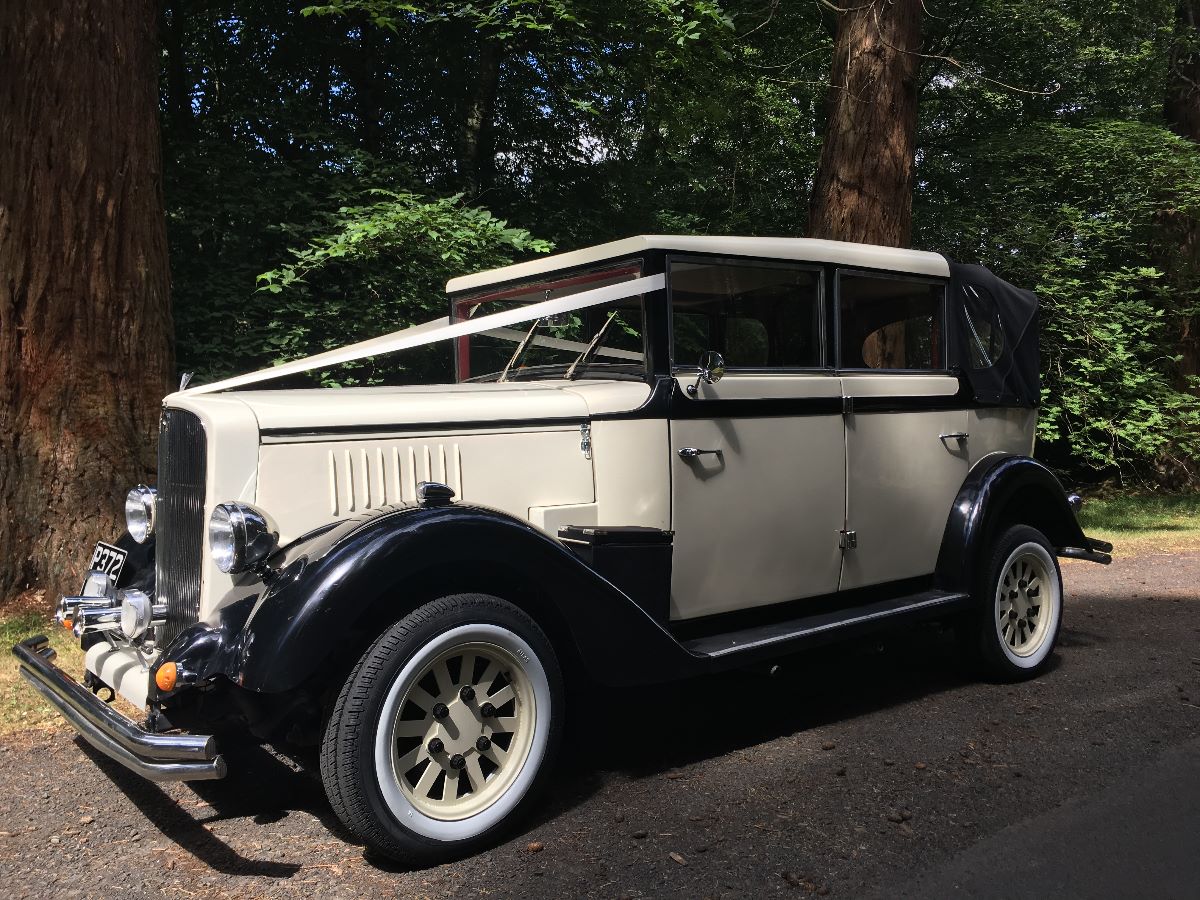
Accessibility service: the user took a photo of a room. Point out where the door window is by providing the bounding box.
[669,259,822,369]
[837,273,946,370]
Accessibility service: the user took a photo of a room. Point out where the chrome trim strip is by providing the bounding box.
[12,636,225,782]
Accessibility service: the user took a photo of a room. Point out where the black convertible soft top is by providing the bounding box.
[946,262,1040,408]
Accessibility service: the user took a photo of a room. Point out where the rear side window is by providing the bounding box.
[960,282,1006,368]
[838,273,946,370]
[670,259,822,369]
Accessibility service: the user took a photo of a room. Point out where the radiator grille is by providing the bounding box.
[155,409,207,645]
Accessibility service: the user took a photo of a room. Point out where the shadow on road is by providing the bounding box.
[532,622,980,824]
[78,619,1001,875]
[75,736,339,877]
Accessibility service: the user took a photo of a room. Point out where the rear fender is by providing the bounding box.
[935,454,1095,593]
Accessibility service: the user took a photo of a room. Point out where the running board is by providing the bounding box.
[683,590,971,660]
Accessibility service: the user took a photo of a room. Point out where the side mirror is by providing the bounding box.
[687,350,725,397]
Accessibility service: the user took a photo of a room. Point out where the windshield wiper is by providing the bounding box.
[498,317,543,383]
[565,311,618,380]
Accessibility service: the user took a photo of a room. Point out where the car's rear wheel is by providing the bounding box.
[962,524,1063,681]
[320,593,562,864]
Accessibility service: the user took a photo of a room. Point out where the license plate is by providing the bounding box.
[88,541,127,582]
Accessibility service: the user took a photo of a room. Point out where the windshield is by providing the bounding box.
[453,262,647,382]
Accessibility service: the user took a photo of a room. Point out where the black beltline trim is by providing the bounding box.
[259,373,1010,438]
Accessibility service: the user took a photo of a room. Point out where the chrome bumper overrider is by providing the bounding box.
[11,636,226,782]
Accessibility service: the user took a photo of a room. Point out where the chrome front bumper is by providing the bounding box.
[12,635,226,782]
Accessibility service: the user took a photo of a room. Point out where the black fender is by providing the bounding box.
[159,504,701,695]
[935,453,1102,594]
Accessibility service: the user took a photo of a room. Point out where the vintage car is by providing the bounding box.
[14,235,1111,862]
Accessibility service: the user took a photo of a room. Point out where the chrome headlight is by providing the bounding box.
[125,485,157,543]
[208,502,278,574]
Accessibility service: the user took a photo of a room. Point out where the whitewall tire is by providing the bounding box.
[320,594,563,863]
[964,524,1064,681]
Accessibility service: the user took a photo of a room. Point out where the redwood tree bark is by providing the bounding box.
[1165,0,1200,380]
[808,0,923,248]
[0,1,173,599]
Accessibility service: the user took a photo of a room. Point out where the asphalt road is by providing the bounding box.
[1,551,1197,899]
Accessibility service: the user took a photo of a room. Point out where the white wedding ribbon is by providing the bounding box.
[183,273,665,395]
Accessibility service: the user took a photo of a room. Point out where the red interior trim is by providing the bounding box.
[453,263,642,381]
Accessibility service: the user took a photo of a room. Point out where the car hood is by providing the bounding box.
[166,380,654,434]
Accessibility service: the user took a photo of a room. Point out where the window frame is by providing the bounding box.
[833,268,951,375]
[665,253,830,375]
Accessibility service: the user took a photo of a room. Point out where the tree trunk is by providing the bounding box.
[0,0,173,600]
[460,39,504,198]
[807,0,923,248]
[1165,0,1200,380]
[352,22,382,155]
[160,1,193,141]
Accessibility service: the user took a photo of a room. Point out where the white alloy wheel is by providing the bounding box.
[321,594,563,863]
[959,524,1065,681]
[372,623,551,841]
[992,540,1061,668]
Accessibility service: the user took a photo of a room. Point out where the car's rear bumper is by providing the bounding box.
[1058,535,1113,565]
[11,635,226,782]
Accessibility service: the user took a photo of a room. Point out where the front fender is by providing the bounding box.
[935,453,1100,594]
[160,504,699,695]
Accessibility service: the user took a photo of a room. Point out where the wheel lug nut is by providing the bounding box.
[475,735,491,752]
[428,737,444,754]
[432,702,450,720]
[460,685,475,702]
[480,702,496,718]
[450,753,466,770]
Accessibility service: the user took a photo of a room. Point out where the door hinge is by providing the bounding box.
[839,529,857,550]
[842,395,854,415]
[580,422,592,460]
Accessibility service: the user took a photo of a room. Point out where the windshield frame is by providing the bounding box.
[450,258,651,384]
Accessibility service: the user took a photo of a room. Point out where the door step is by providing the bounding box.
[682,589,970,659]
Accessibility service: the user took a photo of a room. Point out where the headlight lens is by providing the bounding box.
[125,485,157,543]
[208,502,277,574]
[119,588,153,639]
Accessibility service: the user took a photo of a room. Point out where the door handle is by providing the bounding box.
[939,432,969,444]
[678,447,722,459]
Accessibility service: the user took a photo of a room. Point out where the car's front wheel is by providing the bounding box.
[962,524,1064,681]
[320,593,563,864]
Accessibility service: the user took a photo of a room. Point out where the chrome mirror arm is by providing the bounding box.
[686,350,726,397]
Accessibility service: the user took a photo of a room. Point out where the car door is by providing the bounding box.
[834,270,970,591]
[667,257,846,620]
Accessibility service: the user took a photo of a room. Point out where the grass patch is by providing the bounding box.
[0,607,85,736]
[1077,493,1200,556]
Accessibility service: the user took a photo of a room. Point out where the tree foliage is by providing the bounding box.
[253,192,550,385]
[160,0,1200,484]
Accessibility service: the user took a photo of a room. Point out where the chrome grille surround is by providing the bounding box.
[155,409,207,645]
